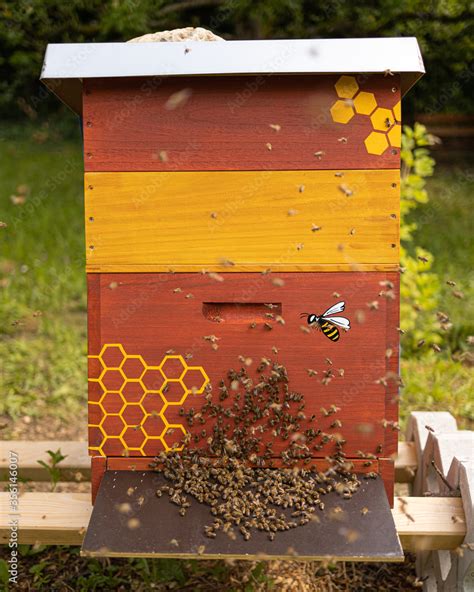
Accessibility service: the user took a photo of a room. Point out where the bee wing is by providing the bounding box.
[323,316,351,330]
[321,301,345,317]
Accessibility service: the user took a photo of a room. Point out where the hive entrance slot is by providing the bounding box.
[202,302,282,324]
[82,471,403,560]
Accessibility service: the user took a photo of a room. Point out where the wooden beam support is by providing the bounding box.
[1,441,417,483]
[0,493,466,551]
[395,441,417,483]
[0,441,90,482]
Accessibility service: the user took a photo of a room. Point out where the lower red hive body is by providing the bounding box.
[88,272,399,503]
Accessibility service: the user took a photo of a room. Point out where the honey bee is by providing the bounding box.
[300,301,351,342]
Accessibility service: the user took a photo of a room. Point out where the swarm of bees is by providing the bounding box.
[151,361,367,542]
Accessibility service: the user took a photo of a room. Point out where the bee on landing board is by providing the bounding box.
[300,301,351,342]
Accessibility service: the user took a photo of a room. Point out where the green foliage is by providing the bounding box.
[412,168,474,354]
[0,0,472,120]
[401,355,474,428]
[18,544,47,556]
[246,562,274,590]
[74,558,129,590]
[0,135,87,421]
[399,124,442,354]
[0,559,9,590]
[37,449,67,491]
[2,544,272,592]
[29,560,53,587]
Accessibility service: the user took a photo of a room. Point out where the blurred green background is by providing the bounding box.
[0,1,473,589]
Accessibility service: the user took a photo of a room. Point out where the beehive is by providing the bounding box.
[41,37,424,559]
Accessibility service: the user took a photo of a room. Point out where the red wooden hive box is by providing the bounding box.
[41,37,424,558]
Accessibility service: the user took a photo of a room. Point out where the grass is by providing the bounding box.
[0,127,87,421]
[401,355,474,429]
[399,165,474,429]
[410,166,474,349]
[0,123,472,589]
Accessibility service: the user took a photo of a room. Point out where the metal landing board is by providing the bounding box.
[82,471,403,561]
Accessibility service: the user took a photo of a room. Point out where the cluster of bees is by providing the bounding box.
[151,360,367,541]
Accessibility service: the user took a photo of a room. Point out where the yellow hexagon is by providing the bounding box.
[162,425,187,452]
[98,343,126,369]
[353,91,377,115]
[161,380,189,406]
[99,390,127,414]
[387,124,401,148]
[364,131,389,155]
[141,412,167,438]
[392,101,401,122]
[120,355,147,379]
[121,403,146,427]
[335,75,359,99]
[99,436,126,456]
[98,367,126,392]
[182,366,210,394]
[141,434,168,456]
[159,355,187,380]
[370,107,394,131]
[99,413,126,437]
[330,100,354,124]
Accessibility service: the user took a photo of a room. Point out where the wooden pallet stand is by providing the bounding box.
[406,412,474,591]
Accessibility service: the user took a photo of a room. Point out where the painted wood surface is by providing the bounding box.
[87,272,400,459]
[84,170,399,272]
[83,74,401,171]
[106,457,378,473]
[379,459,395,505]
[91,456,106,504]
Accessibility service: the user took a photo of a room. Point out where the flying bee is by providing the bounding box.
[300,301,351,342]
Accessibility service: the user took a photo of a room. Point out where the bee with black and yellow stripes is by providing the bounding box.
[300,301,351,342]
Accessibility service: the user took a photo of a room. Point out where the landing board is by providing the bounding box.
[82,470,403,561]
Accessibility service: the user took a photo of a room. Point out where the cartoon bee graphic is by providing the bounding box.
[300,301,351,342]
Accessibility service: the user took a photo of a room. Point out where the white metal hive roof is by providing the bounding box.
[41,37,425,115]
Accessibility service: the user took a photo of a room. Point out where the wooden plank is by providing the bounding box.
[106,457,379,473]
[0,492,89,546]
[0,440,416,480]
[0,441,90,482]
[0,492,464,551]
[83,74,401,172]
[395,442,417,483]
[393,496,466,552]
[87,272,399,461]
[84,170,400,272]
[88,263,398,273]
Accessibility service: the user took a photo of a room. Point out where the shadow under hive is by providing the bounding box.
[40,37,425,560]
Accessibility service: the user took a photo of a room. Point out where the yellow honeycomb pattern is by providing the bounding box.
[88,344,209,456]
[330,75,401,156]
